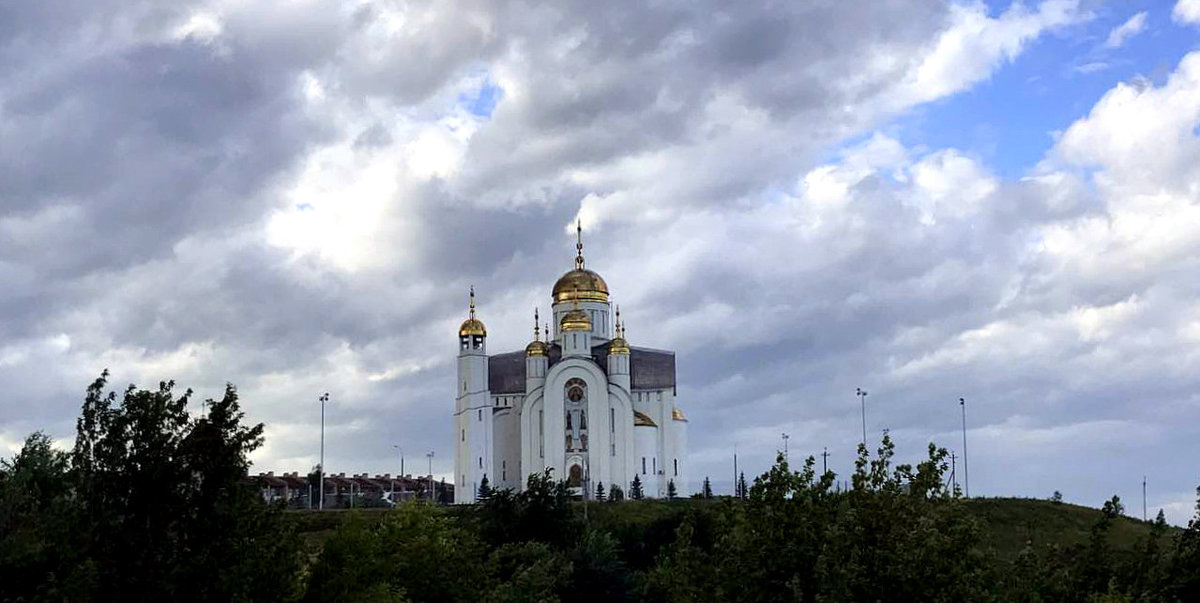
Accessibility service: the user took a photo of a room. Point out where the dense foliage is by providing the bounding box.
[0,372,303,602]
[3,373,1200,602]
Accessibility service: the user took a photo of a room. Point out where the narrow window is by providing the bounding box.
[674,459,678,476]
[653,458,657,474]
[478,409,482,421]
[479,457,482,469]
[610,408,615,432]
[539,410,544,458]
[642,457,646,474]
[461,429,465,442]
[502,460,507,481]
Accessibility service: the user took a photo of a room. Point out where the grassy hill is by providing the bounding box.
[288,495,1178,562]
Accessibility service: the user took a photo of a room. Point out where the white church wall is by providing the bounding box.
[635,424,660,497]
[492,404,521,491]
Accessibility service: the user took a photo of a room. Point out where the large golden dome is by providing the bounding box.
[553,221,609,304]
[553,269,609,304]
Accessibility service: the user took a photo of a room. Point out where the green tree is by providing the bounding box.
[630,475,644,500]
[1052,490,1064,504]
[737,472,748,499]
[609,484,624,501]
[667,479,677,500]
[1164,486,1200,601]
[0,432,75,600]
[595,481,606,502]
[702,476,713,499]
[69,372,304,601]
[478,475,493,502]
[1102,495,1125,519]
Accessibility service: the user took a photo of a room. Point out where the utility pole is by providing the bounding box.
[856,388,868,449]
[1143,476,1147,522]
[821,447,829,475]
[960,397,969,498]
[949,452,957,493]
[319,393,328,510]
[394,445,404,477]
[782,433,789,461]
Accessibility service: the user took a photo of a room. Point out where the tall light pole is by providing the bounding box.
[781,433,789,461]
[394,445,404,477]
[856,388,868,449]
[821,447,829,475]
[426,450,435,503]
[319,393,328,510]
[960,397,969,498]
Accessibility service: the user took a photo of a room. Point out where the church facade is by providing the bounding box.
[454,227,688,503]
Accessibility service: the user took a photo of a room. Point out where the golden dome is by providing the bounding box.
[672,407,687,422]
[560,307,591,332]
[458,287,486,337]
[553,220,609,304]
[553,269,609,304]
[633,410,657,427]
[608,336,629,355]
[525,339,548,356]
[459,318,486,337]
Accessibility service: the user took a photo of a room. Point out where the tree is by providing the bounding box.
[609,484,624,501]
[737,472,749,500]
[68,371,304,601]
[477,475,492,502]
[0,432,74,600]
[702,476,713,499]
[595,481,606,502]
[1102,495,1125,519]
[1051,490,1063,504]
[667,479,677,500]
[630,475,644,500]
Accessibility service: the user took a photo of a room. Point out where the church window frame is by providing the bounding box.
[674,458,678,476]
[642,457,646,475]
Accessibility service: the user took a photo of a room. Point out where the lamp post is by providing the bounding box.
[394,445,404,477]
[426,451,435,503]
[319,393,328,510]
[821,447,829,475]
[959,397,969,498]
[781,433,789,461]
[856,388,868,449]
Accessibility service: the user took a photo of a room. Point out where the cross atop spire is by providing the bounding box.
[533,308,540,341]
[468,286,477,319]
[574,219,585,270]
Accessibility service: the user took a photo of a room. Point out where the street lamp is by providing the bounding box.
[319,393,329,510]
[959,397,969,498]
[856,388,868,449]
[426,451,435,502]
[393,445,404,477]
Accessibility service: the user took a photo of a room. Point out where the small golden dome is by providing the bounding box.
[459,318,486,337]
[672,407,687,422]
[561,308,591,331]
[525,339,548,357]
[608,336,629,355]
[458,286,486,337]
[633,410,657,427]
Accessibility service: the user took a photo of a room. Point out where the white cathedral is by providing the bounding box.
[454,226,688,503]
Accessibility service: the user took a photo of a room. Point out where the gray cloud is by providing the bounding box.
[2,0,1198,524]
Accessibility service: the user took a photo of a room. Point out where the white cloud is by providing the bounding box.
[1104,11,1148,49]
[1174,0,1200,25]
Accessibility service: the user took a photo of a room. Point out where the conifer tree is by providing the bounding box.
[630,475,644,500]
[737,472,749,499]
[609,484,624,501]
[595,481,605,501]
[667,479,677,500]
[477,475,492,502]
[702,476,713,499]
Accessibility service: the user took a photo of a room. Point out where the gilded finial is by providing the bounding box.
[534,308,540,341]
[469,286,476,319]
[574,220,585,270]
[544,323,550,341]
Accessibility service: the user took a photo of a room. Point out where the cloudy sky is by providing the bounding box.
[3,0,1199,521]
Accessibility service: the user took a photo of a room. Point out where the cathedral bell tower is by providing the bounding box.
[551,222,612,342]
[455,287,493,503]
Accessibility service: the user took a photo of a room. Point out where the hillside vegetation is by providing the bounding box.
[3,374,1198,602]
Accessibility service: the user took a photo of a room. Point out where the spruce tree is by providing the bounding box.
[667,479,677,499]
[737,472,749,499]
[702,476,713,499]
[609,484,624,501]
[477,475,492,502]
[595,481,606,501]
[630,475,644,500]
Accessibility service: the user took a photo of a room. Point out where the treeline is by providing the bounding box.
[2,375,1200,601]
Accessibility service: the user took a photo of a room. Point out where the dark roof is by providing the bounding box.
[488,343,675,394]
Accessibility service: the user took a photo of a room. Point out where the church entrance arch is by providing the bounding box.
[568,464,583,487]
